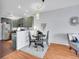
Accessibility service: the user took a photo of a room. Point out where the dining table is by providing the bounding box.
[32,34,46,48]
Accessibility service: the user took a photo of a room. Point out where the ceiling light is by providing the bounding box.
[24,13,26,16]
[18,5,21,9]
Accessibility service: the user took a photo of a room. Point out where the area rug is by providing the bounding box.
[20,44,48,58]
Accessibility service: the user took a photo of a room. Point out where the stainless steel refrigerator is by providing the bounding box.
[1,17,11,40]
[2,22,10,40]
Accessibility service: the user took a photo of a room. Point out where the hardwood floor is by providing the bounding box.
[44,44,79,59]
[1,51,40,59]
[0,40,15,58]
[0,40,79,59]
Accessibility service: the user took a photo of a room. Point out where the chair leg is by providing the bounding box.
[69,46,78,55]
[46,41,48,45]
[39,43,44,51]
[29,42,31,47]
[41,44,44,48]
[69,46,72,50]
[75,50,77,55]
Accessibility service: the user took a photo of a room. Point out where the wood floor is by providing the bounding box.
[0,40,15,58]
[44,44,79,59]
[0,40,79,59]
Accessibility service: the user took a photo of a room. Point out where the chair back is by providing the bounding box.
[46,31,49,40]
[67,33,75,45]
[67,33,71,45]
[28,31,32,41]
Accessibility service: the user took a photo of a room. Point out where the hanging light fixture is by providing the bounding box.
[33,0,45,20]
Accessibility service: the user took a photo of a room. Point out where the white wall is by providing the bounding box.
[34,5,79,45]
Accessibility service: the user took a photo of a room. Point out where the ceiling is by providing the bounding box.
[1,0,79,17]
[43,0,79,12]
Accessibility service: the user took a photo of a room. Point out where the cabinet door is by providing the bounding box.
[24,16,34,27]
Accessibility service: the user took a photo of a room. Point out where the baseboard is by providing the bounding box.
[50,43,69,46]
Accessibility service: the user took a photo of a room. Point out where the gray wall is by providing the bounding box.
[35,5,79,45]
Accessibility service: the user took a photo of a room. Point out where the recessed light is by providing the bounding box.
[24,13,26,15]
[18,5,21,9]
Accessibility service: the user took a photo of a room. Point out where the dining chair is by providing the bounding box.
[67,33,79,55]
[34,34,44,50]
[43,31,49,45]
[28,31,36,47]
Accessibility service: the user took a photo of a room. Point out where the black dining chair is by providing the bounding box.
[34,34,44,50]
[28,31,45,50]
[28,31,36,47]
[43,31,49,45]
